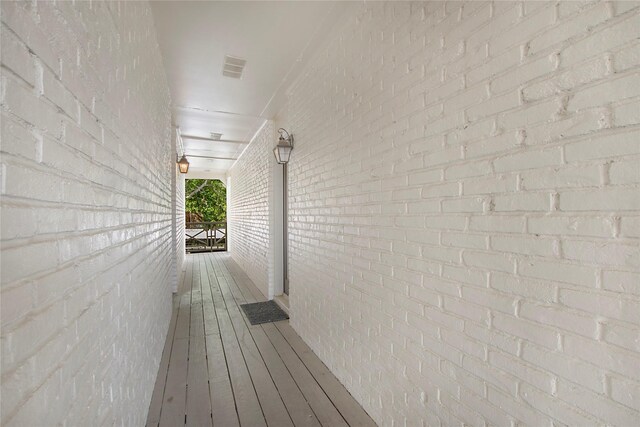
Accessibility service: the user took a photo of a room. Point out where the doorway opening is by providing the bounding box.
[185,179,227,253]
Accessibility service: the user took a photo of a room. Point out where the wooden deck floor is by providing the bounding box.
[146,252,377,427]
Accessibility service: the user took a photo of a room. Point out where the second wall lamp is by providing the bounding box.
[177,154,190,174]
[273,128,294,164]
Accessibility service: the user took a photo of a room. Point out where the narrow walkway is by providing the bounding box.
[146,252,377,427]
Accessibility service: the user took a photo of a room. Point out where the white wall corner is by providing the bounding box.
[269,121,284,299]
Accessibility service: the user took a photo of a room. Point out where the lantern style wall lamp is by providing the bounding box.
[273,128,293,164]
[177,154,190,174]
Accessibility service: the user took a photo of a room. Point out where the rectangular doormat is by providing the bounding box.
[240,300,289,325]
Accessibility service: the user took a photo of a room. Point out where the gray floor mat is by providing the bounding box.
[240,300,289,325]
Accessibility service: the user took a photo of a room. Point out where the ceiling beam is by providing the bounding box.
[181,134,249,144]
[186,154,238,161]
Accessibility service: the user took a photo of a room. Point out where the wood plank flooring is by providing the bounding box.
[146,252,377,427]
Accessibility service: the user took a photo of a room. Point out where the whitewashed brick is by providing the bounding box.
[447,118,493,147]
[442,197,485,213]
[491,234,557,257]
[0,241,59,285]
[557,380,638,426]
[602,321,640,352]
[0,112,39,160]
[0,1,58,73]
[445,159,492,180]
[467,91,520,122]
[613,42,640,73]
[619,216,640,238]
[520,165,602,190]
[443,296,488,324]
[0,24,35,86]
[0,284,34,325]
[488,350,555,394]
[259,2,640,425]
[463,251,514,273]
[490,272,557,303]
[458,387,512,426]
[228,122,274,297]
[425,214,467,231]
[442,329,486,360]
[461,285,516,315]
[525,108,605,145]
[499,98,558,130]
[487,386,552,426]
[561,12,640,67]
[609,375,640,410]
[490,55,554,95]
[564,129,640,162]
[423,145,461,167]
[491,3,556,55]
[492,312,559,350]
[569,72,640,111]
[530,2,612,55]
[464,322,519,355]
[422,244,461,264]
[42,67,78,122]
[3,77,62,137]
[521,342,605,393]
[442,264,485,287]
[519,382,598,426]
[464,132,517,160]
[466,46,521,87]
[493,147,562,173]
[522,56,609,102]
[609,157,640,184]
[562,239,639,267]
[441,232,486,250]
[421,182,459,198]
[463,174,517,195]
[407,199,440,214]
[0,1,174,426]
[527,215,616,237]
[468,215,525,233]
[612,98,640,127]
[465,2,519,52]
[602,270,640,296]
[493,192,551,212]
[558,288,640,325]
[560,187,640,211]
[519,301,598,338]
[407,169,442,185]
[519,259,597,287]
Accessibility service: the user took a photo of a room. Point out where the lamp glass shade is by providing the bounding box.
[177,155,190,173]
[273,143,293,164]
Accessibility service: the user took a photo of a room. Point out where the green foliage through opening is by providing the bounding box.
[185,179,226,222]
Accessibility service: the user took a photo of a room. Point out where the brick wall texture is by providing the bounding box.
[176,171,185,288]
[275,1,640,425]
[228,121,275,298]
[0,1,174,425]
[173,145,186,293]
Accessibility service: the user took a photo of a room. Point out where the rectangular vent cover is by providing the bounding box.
[210,132,223,140]
[223,55,246,79]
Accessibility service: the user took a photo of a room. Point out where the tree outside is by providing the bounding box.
[185,179,226,222]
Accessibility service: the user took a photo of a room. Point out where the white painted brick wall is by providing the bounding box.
[172,127,186,293]
[274,1,640,425]
[228,121,275,297]
[175,170,185,289]
[0,1,173,425]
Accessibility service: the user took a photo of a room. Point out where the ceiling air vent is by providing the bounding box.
[222,55,246,79]
[210,132,223,140]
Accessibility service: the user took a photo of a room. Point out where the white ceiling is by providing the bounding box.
[151,1,349,175]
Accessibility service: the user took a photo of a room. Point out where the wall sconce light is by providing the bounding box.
[273,128,293,164]
[177,154,190,174]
